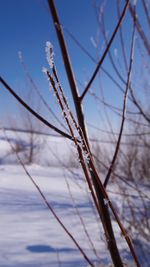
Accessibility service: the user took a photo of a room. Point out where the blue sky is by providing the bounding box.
[0,0,149,134]
[0,0,100,121]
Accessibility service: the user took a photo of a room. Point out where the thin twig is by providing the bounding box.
[87,123,150,137]
[63,14,125,93]
[46,69,100,214]
[47,5,124,266]
[104,14,136,188]
[116,0,150,128]
[80,0,130,101]
[1,126,94,267]
[0,76,74,141]
[93,153,150,201]
[94,6,150,125]
[65,176,100,261]
[47,2,141,265]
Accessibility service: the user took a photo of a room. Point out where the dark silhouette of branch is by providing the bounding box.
[47,0,88,146]
[47,1,143,266]
[104,15,136,188]
[0,76,73,141]
[80,0,130,101]
[47,3,125,265]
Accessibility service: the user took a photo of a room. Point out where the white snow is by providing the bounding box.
[0,130,149,267]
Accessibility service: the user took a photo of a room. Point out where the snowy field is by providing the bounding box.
[0,131,150,267]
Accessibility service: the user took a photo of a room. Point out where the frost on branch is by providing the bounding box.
[42,67,50,82]
[42,67,48,74]
[104,198,109,206]
[45,41,54,69]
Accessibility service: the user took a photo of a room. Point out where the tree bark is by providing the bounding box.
[47,1,124,266]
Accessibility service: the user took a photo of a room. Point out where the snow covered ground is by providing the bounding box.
[0,131,150,267]
[0,164,106,267]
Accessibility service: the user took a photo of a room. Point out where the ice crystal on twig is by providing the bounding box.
[104,198,109,206]
[42,66,48,74]
[45,41,54,68]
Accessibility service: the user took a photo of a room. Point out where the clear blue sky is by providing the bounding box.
[0,0,101,122]
[0,0,148,134]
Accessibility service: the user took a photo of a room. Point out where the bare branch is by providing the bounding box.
[0,76,73,141]
[3,127,64,137]
[47,1,141,266]
[104,14,136,188]
[47,0,89,146]
[88,123,150,137]
[65,176,100,260]
[80,0,130,101]
[46,62,141,267]
[99,6,150,125]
